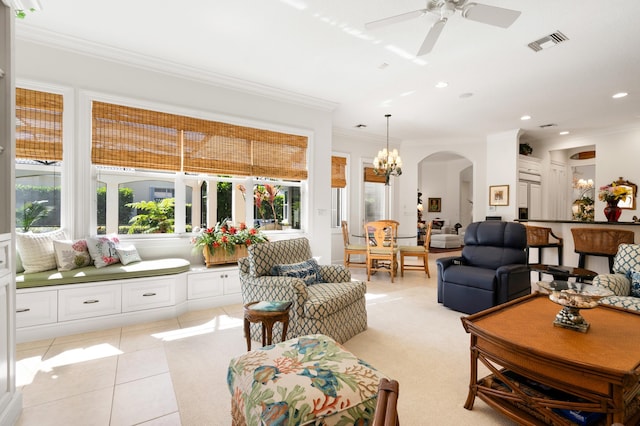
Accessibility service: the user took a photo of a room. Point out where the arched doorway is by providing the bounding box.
[419,152,473,230]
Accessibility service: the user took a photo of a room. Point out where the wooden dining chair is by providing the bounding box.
[341,220,367,269]
[364,220,399,283]
[399,221,432,277]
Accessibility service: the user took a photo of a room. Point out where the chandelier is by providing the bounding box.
[373,114,402,185]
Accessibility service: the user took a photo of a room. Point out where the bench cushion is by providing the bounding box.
[16,258,191,289]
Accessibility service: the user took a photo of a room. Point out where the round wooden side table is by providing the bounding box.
[243,301,292,351]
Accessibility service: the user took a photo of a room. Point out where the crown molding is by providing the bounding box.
[16,26,338,112]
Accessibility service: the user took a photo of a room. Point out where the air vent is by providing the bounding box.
[527,31,569,52]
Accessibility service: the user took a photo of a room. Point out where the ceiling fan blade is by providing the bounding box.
[461,3,521,28]
[417,18,447,56]
[365,9,427,30]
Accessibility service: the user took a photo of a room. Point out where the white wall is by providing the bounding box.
[486,129,521,222]
[16,40,335,264]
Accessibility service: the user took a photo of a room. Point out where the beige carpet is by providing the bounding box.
[163,251,517,425]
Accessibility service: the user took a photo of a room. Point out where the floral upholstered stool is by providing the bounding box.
[227,334,387,426]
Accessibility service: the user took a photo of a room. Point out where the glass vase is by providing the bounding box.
[604,201,622,222]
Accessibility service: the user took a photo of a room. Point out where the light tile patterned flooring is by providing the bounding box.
[15,304,245,426]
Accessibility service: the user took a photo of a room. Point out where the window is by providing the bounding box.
[364,166,386,222]
[91,100,308,234]
[15,88,64,232]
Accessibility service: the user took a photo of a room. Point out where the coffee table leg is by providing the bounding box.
[464,339,478,410]
[244,318,251,351]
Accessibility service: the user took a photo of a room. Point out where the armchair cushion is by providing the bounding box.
[631,271,640,297]
[592,243,640,312]
[271,258,323,285]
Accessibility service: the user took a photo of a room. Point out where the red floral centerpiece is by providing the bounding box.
[598,182,630,222]
[191,221,268,266]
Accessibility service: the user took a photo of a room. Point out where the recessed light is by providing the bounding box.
[520,115,531,121]
[559,131,570,135]
[612,92,628,99]
[435,81,448,88]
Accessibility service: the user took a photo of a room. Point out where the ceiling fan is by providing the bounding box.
[365,0,521,56]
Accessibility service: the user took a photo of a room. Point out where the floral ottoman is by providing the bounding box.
[227,334,386,426]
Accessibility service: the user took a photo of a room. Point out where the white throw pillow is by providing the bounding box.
[53,239,92,271]
[116,245,142,265]
[16,229,67,274]
[86,235,121,268]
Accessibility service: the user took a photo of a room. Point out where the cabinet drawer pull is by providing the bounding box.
[83,299,100,304]
[16,308,30,313]
[142,292,157,297]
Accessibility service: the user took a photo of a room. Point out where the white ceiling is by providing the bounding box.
[13,0,640,143]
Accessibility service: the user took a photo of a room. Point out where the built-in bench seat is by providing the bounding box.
[16,258,191,289]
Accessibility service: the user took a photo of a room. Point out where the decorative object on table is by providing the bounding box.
[191,221,268,267]
[427,197,441,212]
[598,179,631,221]
[537,280,613,332]
[373,114,402,185]
[243,300,292,351]
[489,185,509,206]
[519,142,533,156]
[571,177,594,221]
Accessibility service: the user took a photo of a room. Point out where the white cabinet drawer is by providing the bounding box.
[223,269,241,295]
[16,291,58,328]
[59,285,122,321]
[122,279,174,312]
[188,272,224,300]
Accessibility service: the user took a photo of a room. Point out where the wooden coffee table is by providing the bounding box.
[461,293,640,425]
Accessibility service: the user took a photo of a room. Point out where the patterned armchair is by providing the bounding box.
[239,237,367,344]
[592,243,640,312]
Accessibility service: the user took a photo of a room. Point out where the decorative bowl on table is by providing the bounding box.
[537,281,613,333]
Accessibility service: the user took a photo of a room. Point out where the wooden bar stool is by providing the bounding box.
[525,225,563,265]
[571,228,634,272]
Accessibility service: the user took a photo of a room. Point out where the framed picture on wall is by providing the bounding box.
[489,185,509,206]
[428,197,441,212]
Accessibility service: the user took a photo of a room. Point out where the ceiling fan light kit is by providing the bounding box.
[366,0,522,56]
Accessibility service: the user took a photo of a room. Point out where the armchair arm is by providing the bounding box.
[495,264,532,304]
[318,265,351,283]
[435,256,463,270]
[592,273,631,296]
[240,274,309,308]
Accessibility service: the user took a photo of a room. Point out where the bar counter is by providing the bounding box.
[520,219,640,275]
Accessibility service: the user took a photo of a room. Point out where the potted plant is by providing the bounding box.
[191,221,268,267]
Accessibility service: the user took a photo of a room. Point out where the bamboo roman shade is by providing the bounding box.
[92,101,308,180]
[364,166,386,184]
[16,88,63,161]
[331,156,347,188]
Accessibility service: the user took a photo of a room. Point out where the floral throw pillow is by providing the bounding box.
[272,258,323,285]
[53,239,92,271]
[86,235,121,268]
[631,271,640,298]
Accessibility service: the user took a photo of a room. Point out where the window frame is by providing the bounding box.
[81,90,310,238]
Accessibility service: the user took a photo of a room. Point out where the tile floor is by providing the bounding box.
[15,303,246,426]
